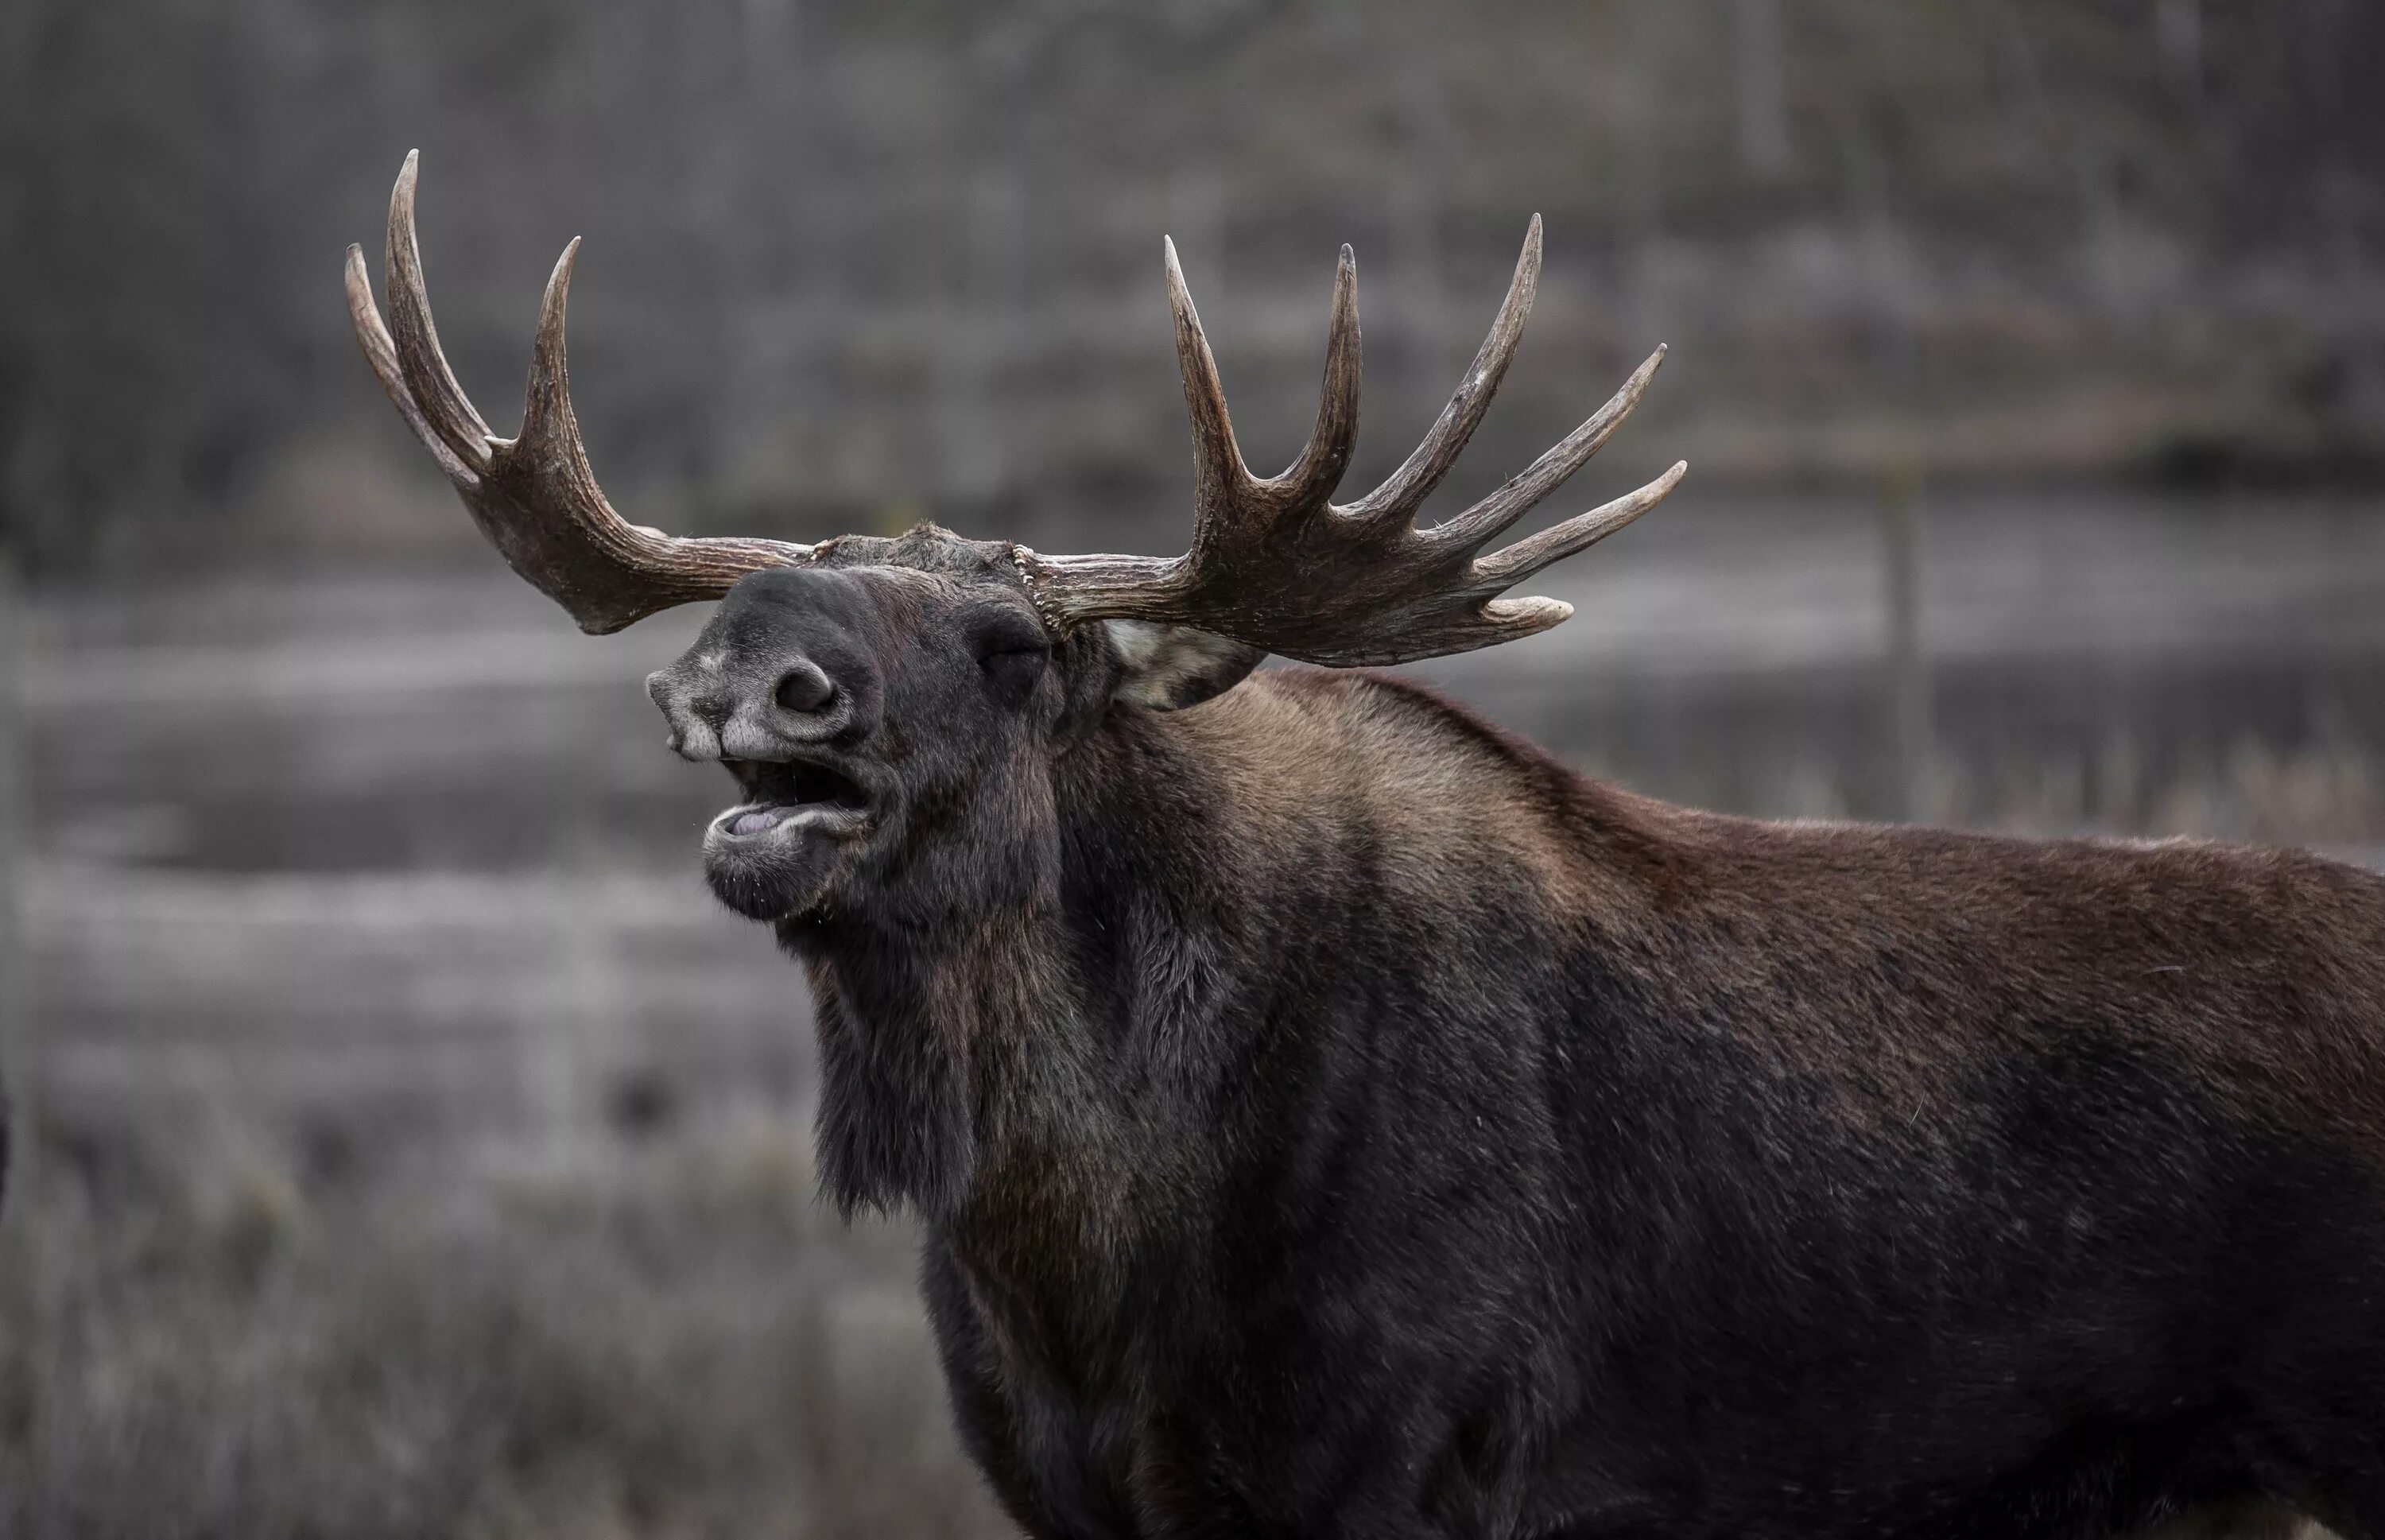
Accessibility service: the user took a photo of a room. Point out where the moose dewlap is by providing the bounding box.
[351,153,2385,1539]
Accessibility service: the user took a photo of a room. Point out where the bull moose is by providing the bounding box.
[348,153,2385,1539]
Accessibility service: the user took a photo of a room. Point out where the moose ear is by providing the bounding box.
[1103,621,1265,711]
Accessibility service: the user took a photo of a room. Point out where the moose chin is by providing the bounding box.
[350,151,2385,1540]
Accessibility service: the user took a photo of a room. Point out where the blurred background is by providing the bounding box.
[2,1,2383,1534]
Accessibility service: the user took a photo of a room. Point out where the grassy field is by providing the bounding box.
[1,1095,1004,1538]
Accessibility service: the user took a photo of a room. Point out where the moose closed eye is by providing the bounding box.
[967,610,1052,704]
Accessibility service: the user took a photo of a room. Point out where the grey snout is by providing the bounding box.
[649,565,886,764]
[648,649,855,763]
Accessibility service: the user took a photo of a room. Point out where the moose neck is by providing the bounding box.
[783,665,1635,1274]
[782,695,1275,1252]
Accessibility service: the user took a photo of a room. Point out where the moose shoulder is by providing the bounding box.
[351,154,2385,1539]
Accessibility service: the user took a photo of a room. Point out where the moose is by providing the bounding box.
[349,154,2385,1539]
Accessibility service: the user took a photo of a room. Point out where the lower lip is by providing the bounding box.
[731,805,794,836]
[709,802,869,841]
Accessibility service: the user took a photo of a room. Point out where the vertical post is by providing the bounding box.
[2155,0,2202,109]
[1881,463,1932,823]
[0,541,40,1496]
[1732,0,1792,179]
[1619,0,1670,349]
[0,542,29,1225]
[1390,21,1452,431]
[1620,0,1667,246]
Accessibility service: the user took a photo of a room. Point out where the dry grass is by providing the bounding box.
[0,1107,1010,1540]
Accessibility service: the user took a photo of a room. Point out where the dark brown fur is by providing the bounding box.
[643,554,2385,1539]
[355,158,2382,1533]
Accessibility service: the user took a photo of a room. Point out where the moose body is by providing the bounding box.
[349,154,2385,1537]
[765,626,2385,1539]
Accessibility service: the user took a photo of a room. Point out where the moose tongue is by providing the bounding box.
[732,807,789,836]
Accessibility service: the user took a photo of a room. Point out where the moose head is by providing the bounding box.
[346,152,1681,937]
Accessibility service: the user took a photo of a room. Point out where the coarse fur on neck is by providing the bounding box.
[777,696,1245,1251]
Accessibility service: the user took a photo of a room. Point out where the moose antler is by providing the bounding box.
[346,152,815,634]
[1015,219,1685,666]
[350,154,1682,661]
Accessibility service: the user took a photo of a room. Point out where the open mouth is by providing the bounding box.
[712,755,875,840]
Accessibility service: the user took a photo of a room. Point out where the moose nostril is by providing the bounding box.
[774,661,836,715]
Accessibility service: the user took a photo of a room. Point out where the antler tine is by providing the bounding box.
[1164,236,1260,529]
[1425,343,1668,557]
[384,151,494,472]
[517,236,584,455]
[1166,238,1361,530]
[346,242,478,489]
[1473,460,1689,591]
[1272,244,1362,513]
[1457,460,1686,652]
[1340,215,1542,530]
[349,153,814,634]
[513,234,646,561]
[496,234,668,584]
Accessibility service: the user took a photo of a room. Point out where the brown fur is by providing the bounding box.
[646,558,2385,1538]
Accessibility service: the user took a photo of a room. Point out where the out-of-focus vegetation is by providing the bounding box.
[4,4,2383,1536]
[3,0,2383,576]
[0,1100,1006,1540]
